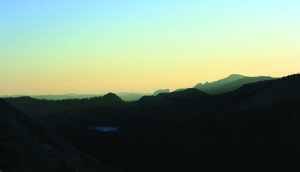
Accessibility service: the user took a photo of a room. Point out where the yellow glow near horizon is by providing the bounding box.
[0,1,299,95]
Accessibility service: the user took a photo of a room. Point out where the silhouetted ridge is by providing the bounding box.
[194,74,275,95]
[228,74,245,77]
[157,88,207,100]
[231,73,300,111]
[102,92,126,106]
[4,96,40,103]
[116,92,150,102]
[194,74,246,90]
[31,93,126,108]
[103,92,122,101]
[173,88,186,92]
[152,89,170,96]
[203,76,275,95]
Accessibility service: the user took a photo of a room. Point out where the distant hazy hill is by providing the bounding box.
[173,88,187,92]
[152,89,170,96]
[116,92,151,102]
[202,76,275,95]
[1,94,104,100]
[1,94,27,98]
[194,74,275,95]
[194,74,246,90]
[1,92,151,102]
[32,93,104,100]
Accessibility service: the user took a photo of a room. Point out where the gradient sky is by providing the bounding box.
[1,0,299,95]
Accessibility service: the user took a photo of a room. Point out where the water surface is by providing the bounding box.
[90,126,118,132]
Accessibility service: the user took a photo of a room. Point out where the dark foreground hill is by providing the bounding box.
[3,93,126,131]
[68,74,300,172]
[0,98,118,172]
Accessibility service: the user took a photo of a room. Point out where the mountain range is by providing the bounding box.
[1,73,300,171]
[1,74,276,102]
[1,92,150,102]
[194,74,246,89]
[194,74,276,94]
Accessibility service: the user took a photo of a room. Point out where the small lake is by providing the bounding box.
[89,126,118,132]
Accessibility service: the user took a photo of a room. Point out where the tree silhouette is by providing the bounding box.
[54,156,80,172]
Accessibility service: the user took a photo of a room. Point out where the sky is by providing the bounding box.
[0,0,299,95]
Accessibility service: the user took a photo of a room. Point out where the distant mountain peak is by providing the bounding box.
[194,74,247,90]
[228,74,245,77]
